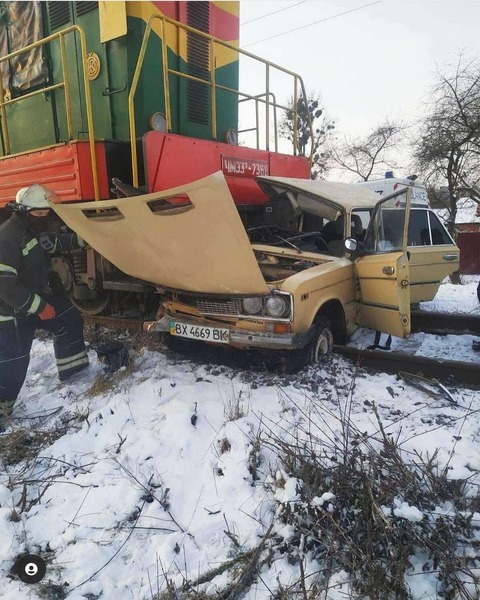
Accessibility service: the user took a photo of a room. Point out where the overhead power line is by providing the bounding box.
[243,0,381,48]
[241,1,307,26]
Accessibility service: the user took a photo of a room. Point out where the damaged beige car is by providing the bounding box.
[52,172,460,372]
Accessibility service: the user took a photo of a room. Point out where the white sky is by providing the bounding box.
[239,0,480,143]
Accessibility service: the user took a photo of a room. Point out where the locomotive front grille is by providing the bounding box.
[47,2,72,30]
[186,1,210,125]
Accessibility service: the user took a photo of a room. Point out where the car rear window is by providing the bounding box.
[408,210,454,246]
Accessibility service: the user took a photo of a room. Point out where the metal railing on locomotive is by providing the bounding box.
[237,91,279,152]
[129,13,314,188]
[0,17,313,202]
[0,26,100,202]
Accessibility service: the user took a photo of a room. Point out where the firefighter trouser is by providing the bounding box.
[0,297,88,412]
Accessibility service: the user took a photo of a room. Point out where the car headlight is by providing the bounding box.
[265,295,287,318]
[242,297,263,315]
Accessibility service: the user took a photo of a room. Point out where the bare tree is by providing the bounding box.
[329,119,405,181]
[280,91,335,180]
[413,52,480,237]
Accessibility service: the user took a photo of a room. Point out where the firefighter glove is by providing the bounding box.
[38,303,56,320]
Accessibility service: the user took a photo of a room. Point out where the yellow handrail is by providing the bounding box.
[238,92,279,152]
[209,37,217,142]
[0,25,99,201]
[129,13,313,187]
[60,35,73,141]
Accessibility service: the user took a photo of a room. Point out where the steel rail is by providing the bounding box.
[411,311,480,336]
[84,311,480,336]
[82,312,479,388]
[334,345,479,388]
[83,315,143,331]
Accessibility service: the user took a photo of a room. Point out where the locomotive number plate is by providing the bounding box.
[221,155,269,177]
[170,321,230,343]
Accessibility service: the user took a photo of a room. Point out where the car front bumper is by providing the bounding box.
[143,314,314,350]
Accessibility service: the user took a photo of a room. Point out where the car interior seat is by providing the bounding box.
[431,228,445,244]
[420,228,430,245]
[351,214,364,239]
[326,216,345,256]
[322,215,344,243]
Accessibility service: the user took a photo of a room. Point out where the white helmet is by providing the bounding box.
[15,184,51,210]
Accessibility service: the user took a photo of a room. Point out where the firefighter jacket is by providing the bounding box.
[0,213,77,322]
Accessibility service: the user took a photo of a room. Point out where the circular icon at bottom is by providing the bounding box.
[12,554,46,584]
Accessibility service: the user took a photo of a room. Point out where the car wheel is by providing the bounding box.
[282,317,333,374]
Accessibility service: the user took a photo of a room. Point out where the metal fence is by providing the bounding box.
[458,231,480,274]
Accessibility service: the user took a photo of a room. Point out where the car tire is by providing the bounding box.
[282,317,333,374]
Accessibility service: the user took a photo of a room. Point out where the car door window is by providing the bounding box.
[428,212,455,245]
[364,193,408,254]
[407,209,455,246]
[408,210,430,245]
[352,209,372,235]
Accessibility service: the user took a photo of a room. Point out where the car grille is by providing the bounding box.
[195,299,240,316]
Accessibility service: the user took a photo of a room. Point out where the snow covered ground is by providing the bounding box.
[0,277,479,600]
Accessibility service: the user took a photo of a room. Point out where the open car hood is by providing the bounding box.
[51,172,269,295]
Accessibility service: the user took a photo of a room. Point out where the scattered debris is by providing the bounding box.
[191,401,198,427]
[398,371,458,405]
[95,341,129,374]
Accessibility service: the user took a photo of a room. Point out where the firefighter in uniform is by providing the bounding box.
[0,184,89,427]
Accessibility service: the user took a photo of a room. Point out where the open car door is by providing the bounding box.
[353,188,412,339]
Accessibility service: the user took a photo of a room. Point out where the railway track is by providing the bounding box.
[411,311,480,335]
[333,346,479,388]
[84,311,480,388]
[85,310,480,336]
[334,311,480,389]
[84,314,142,331]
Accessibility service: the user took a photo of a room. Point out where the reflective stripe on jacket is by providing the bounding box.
[0,213,50,320]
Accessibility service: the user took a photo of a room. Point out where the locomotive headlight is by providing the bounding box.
[265,295,287,318]
[242,297,262,315]
[149,112,167,132]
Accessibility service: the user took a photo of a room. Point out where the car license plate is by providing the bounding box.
[170,321,230,344]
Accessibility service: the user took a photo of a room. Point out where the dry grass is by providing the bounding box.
[84,325,166,353]
[265,401,480,600]
[0,427,65,465]
[85,361,137,398]
[218,437,232,454]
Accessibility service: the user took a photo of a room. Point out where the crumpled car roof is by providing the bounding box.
[257,176,381,220]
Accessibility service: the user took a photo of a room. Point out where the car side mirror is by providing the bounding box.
[345,237,358,252]
[344,237,365,257]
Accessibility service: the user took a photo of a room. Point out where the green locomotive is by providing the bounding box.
[0,1,311,319]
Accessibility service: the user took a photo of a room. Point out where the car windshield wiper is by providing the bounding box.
[273,234,302,252]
